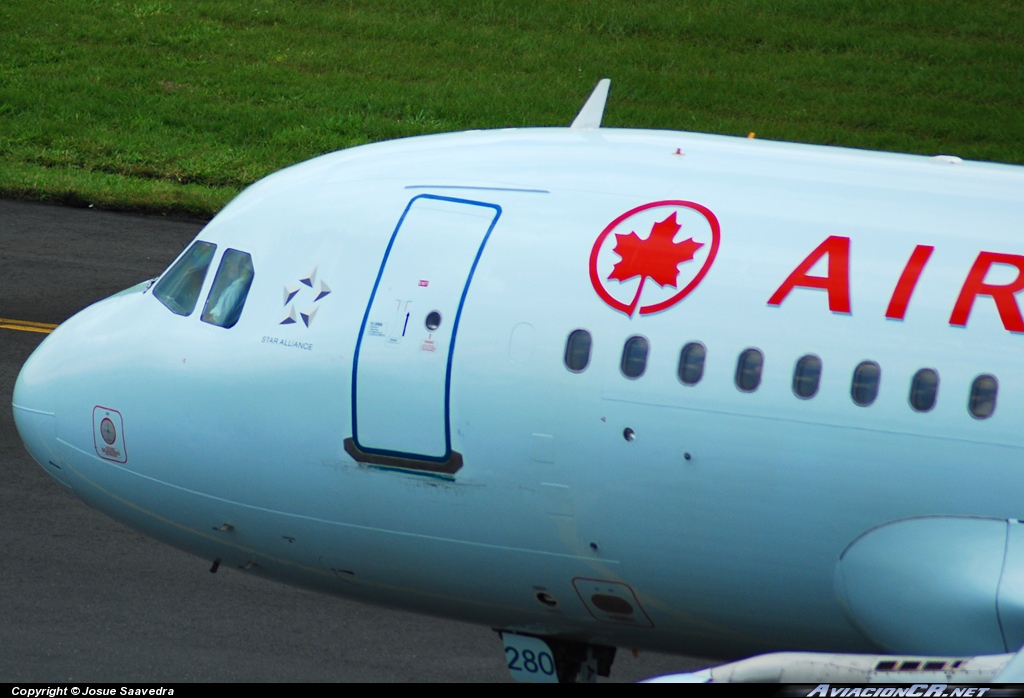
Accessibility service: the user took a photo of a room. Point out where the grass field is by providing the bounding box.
[1,0,1022,217]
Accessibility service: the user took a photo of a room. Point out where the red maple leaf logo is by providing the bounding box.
[607,212,704,316]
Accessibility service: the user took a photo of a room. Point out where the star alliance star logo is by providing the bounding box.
[281,265,331,327]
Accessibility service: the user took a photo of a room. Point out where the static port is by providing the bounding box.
[623,428,635,442]
[535,591,559,608]
[425,311,441,331]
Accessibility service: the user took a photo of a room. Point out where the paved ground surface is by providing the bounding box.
[0,200,713,682]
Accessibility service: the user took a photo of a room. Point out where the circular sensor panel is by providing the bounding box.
[100,417,117,445]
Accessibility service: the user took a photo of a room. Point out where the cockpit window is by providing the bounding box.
[154,241,217,316]
[201,249,255,329]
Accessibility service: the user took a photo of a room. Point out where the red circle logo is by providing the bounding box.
[589,200,721,316]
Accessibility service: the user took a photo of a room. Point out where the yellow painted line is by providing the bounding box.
[0,318,58,334]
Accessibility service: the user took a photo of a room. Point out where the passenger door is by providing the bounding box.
[348,195,501,474]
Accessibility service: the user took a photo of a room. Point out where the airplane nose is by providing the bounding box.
[12,331,73,490]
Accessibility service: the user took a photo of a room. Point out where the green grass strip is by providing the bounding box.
[0,161,235,218]
[2,0,1022,217]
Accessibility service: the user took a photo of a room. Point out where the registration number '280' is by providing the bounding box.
[502,633,558,683]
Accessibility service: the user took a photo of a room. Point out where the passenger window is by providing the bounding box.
[792,355,821,399]
[735,348,763,392]
[201,249,255,329]
[969,374,997,419]
[677,342,706,386]
[621,336,649,379]
[851,361,881,406]
[154,241,217,316]
[909,368,939,412]
[564,329,592,372]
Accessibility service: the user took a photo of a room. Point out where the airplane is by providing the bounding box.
[12,79,1024,683]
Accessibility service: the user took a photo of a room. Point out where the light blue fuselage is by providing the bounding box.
[14,128,1024,659]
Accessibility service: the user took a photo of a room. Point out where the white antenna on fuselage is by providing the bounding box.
[570,79,611,129]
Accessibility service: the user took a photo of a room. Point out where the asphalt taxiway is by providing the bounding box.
[0,200,709,682]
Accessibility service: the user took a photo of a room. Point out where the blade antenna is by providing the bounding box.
[570,79,611,129]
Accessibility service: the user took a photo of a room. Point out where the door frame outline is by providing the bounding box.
[349,194,502,472]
